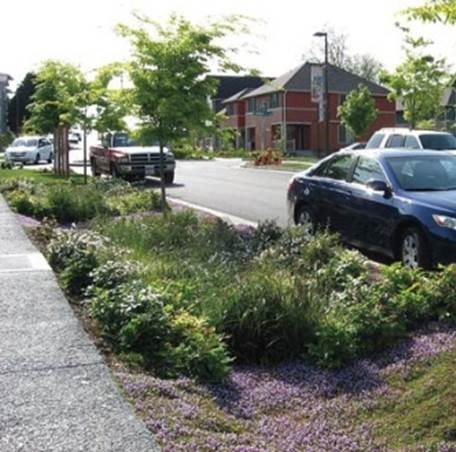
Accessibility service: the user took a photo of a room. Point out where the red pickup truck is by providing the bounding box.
[90,132,176,183]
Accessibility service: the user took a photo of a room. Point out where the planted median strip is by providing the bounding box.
[1,170,455,450]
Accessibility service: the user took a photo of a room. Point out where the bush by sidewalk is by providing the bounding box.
[36,208,456,381]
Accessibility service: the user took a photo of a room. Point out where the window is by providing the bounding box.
[339,94,346,106]
[386,155,456,191]
[352,157,386,185]
[385,134,405,148]
[270,92,280,108]
[418,133,456,150]
[226,103,235,116]
[366,133,385,149]
[323,155,354,181]
[247,98,256,113]
[338,124,354,145]
[404,135,420,149]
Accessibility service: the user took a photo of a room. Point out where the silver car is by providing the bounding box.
[5,136,53,165]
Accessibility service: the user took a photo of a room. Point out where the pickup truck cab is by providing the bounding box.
[90,132,176,183]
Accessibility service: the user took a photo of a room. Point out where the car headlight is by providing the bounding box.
[432,214,456,230]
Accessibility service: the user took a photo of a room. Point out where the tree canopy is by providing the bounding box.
[7,72,36,135]
[337,85,378,139]
[380,33,450,128]
[403,0,456,24]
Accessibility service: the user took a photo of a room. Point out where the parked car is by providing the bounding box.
[366,128,456,151]
[5,136,53,165]
[90,132,176,183]
[68,132,81,144]
[287,148,456,268]
[340,142,366,151]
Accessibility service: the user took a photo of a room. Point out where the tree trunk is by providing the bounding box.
[159,141,167,214]
[54,126,70,176]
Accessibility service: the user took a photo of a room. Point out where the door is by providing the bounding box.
[347,156,399,253]
[317,154,356,238]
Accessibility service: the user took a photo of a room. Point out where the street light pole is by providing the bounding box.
[313,31,330,155]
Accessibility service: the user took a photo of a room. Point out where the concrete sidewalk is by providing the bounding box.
[0,196,156,451]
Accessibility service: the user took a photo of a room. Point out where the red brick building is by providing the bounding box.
[222,63,396,153]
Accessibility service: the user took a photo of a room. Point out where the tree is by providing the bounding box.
[403,0,456,24]
[303,26,384,83]
[380,33,450,128]
[117,13,248,210]
[25,61,89,175]
[7,72,36,135]
[337,85,378,139]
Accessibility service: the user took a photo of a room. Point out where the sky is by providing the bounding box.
[2,0,455,90]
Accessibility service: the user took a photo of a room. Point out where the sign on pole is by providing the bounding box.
[311,64,326,123]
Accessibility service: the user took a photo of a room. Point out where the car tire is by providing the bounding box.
[110,163,120,178]
[91,159,100,177]
[400,226,430,269]
[295,205,315,237]
[164,171,175,185]
[34,153,40,165]
[47,153,53,164]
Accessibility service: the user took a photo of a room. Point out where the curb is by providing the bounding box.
[168,197,257,227]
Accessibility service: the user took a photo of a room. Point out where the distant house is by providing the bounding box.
[396,87,456,131]
[0,73,12,134]
[222,63,395,153]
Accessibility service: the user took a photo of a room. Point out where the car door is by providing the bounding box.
[346,156,399,253]
[317,154,356,238]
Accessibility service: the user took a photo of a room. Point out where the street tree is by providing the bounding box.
[303,26,384,83]
[26,60,89,175]
[380,33,450,128]
[337,85,378,139]
[403,0,456,24]
[7,72,36,135]
[117,13,248,210]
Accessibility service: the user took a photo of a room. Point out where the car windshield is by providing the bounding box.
[11,138,38,147]
[419,134,456,150]
[113,134,138,147]
[386,155,456,191]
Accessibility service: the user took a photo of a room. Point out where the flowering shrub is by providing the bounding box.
[86,259,139,296]
[46,229,109,269]
[106,190,160,216]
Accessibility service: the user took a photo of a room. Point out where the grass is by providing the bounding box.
[366,347,456,449]
[0,167,86,184]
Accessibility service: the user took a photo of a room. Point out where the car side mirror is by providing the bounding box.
[367,179,392,197]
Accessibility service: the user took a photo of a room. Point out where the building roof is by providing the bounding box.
[222,88,252,104]
[209,75,272,100]
[242,62,389,98]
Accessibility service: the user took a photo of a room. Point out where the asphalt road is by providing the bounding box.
[32,147,296,226]
[168,159,294,226]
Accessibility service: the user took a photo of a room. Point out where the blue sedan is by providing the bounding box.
[287,149,456,268]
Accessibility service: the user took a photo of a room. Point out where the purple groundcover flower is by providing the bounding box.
[116,323,456,451]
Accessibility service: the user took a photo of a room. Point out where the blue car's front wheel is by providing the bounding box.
[400,227,430,269]
[296,206,315,238]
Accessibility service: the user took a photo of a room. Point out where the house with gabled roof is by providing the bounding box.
[222,62,396,153]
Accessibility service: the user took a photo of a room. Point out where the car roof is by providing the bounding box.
[375,128,452,136]
[344,148,454,159]
[14,135,43,140]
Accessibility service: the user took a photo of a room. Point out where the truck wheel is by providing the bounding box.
[110,163,120,178]
[164,171,175,185]
[91,159,100,176]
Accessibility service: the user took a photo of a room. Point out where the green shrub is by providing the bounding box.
[106,190,160,216]
[61,253,99,296]
[159,311,231,381]
[89,281,230,381]
[221,262,314,362]
[7,190,38,217]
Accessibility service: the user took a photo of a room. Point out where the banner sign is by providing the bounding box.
[311,64,326,123]
[310,64,323,103]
